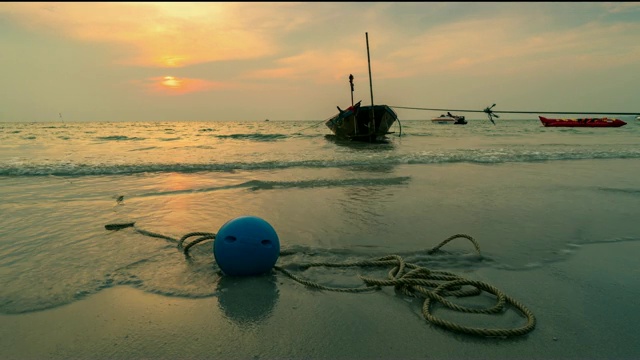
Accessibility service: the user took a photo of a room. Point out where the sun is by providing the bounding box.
[143,75,222,95]
[162,76,182,89]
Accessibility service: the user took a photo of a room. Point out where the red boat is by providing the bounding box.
[539,116,627,127]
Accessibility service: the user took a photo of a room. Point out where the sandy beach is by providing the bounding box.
[2,238,639,360]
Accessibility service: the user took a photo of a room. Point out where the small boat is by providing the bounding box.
[539,116,627,127]
[431,113,467,125]
[325,100,398,142]
[324,33,398,142]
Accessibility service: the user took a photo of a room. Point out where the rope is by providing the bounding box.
[395,118,403,137]
[104,222,536,337]
[390,106,488,113]
[389,104,640,116]
[178,232,216,251]
[427,233,480,254]
[181,233,216,255]
[295,115,335,133]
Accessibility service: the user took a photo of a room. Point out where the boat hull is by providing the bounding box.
[325,104,398,142]
[432,119,455,124]
[539,116,627,127]
[431,115,467,125]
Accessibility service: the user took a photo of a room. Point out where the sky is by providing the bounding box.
[1,2,639,122]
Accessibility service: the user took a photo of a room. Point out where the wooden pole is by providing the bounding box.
[365,32,375,136]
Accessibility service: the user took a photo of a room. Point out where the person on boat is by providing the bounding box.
[447,112,453,117]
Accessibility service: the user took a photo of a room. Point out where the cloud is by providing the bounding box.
[242,49,366,83]
[1,2,638,121]
[382,11,640,78]
[602,2,640,14]
[0,2,278,67]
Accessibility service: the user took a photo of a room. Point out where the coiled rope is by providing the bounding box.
[105,222,535,337]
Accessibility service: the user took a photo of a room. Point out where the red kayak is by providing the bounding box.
[539,116,627,127]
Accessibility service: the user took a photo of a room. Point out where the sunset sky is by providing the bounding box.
[1,2,639,122]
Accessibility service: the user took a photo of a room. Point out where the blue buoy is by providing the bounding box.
[214,216,280,276]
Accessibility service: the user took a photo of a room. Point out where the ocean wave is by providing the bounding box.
[134,177,412,197]
[1,148,640,176]
[214,133,289,141]
[597,187,640,196]
[96,135,146,141]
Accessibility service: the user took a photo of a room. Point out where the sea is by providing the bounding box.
[1,118,640,315]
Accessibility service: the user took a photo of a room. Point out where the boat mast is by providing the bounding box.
[365,32,375,135]
[349,74,354,107]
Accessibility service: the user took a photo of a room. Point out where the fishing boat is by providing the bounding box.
[431,113,467,125]
[539,116,627,127]
[325,33,398,142]
[326,100,398,142]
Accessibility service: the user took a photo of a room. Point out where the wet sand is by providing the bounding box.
[2,239,639,360]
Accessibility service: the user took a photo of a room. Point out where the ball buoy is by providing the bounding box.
[214,216,280,276]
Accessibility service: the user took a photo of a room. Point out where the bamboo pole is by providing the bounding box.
[366,32,375,136]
